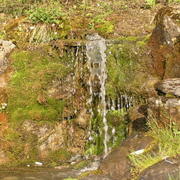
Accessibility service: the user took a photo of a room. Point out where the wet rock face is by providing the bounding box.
[0,39,15,74]
[100,134,154,180]
[138,155,180,180]
[156,78,180,97]
[148,6,180,78]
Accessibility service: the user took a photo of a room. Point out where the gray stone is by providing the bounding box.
[165,98,180,107]
[156,78,180,97]
[0,39,15,74]
[174,87,180,97]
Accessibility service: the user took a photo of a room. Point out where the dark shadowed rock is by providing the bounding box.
[128,105,149,135]
[138,155,180,180]
[100,134,154,180]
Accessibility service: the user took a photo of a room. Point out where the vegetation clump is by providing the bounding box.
[27,6,65,24]
[129,118,180,178]
[106,39,148,98]
[3,127,39,167]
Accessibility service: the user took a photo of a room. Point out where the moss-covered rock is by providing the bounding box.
[106,38,149,98]
[7,47,72,124]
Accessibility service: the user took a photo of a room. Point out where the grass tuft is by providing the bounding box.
[129,117,180,178]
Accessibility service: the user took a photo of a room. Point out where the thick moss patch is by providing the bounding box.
[7,47,72,124]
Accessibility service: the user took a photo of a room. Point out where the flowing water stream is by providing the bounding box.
[86,34,109,157]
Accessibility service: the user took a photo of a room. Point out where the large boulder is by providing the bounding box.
[148,6,180,78]
[148,78,180,127]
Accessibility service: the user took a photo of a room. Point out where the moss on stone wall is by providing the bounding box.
[7,46,72,124]
[106,38,149,99]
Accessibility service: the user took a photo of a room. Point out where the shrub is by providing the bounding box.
[27,6,65,24]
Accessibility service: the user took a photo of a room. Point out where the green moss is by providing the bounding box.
[165,93,176,98]
[73,160,90,170]
[86,110,126,155]
[85,114,104,156]
[0,31,5,39]
[5,128,22,141]
[47,149,71,166]
[106,43,138,97]
[8,47,72,124]
[107,110,127,148]
[4,128,39,167]
[78,169,102,179]
[106,40,148,98]
[107,109,126,126]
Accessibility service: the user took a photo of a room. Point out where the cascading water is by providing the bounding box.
[86,34,109,157]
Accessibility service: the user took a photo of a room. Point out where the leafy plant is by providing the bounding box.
[27,6,65,24]
[89,14,114,34]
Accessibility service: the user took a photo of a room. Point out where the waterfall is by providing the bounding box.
[86,34,109,157]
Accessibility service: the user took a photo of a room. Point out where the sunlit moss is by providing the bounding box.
[7,47,71,124]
